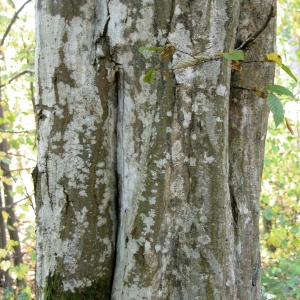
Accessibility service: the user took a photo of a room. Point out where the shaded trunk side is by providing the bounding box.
[229,0,276,299]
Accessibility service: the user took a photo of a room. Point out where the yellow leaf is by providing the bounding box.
[266,52,282,66]
[2,210,9,221]
[2,132,10,139]
[2,177,13,185]
[0,249,7,258]
[0,260,11,271]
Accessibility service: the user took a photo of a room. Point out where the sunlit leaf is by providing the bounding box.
[263,207,277,220]
[26,137,34,145]
[264,84,294,97]
[30,251,36,260]
[11,140,20,149]
[0,260,11,271]
[15,185,24,194]
[0,249,7,258]
[267,94,284,127]
[281,64,298,82]
[266,52,283,66]
[2,210,9,220]
[20,203,29,212]
[223,50,244,60]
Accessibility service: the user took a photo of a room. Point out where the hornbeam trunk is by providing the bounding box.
[35,0,276,299]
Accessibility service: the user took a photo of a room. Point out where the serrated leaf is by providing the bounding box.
[139,46,164,53]
[281,64,298,82]
[267,94,284,127]
[264,84,294,97]
[143,68,156,84]
[266,52,282,66]
[172,58,199,69]
[223,50,244,60]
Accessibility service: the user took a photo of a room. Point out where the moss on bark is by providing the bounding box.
[44,272,111,300]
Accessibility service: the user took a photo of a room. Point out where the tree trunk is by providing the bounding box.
[35,0,276,299]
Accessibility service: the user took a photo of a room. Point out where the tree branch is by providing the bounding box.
[0,69,34,89]
[0,195,32,211]
[235,5,276,51]
[1,0,32,46]
[0,129,35,134]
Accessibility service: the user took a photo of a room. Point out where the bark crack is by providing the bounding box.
[45,152,52,209]
[229,187,238,235]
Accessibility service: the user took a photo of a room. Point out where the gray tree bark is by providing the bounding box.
[35,0,276,299]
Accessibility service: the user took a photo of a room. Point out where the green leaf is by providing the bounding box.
[11,140,20,150]
[139,46,163,53]
[264,84,294,98]
[1,157,11,164]
[26,136,34,146]
[261,196,269,204]
[281,239,288,248]
[143,68,156,84]
[7,225,15,231]
[263,207,276,220]
[0,260,11,271]
[267,94,284,127]
[281,64,298,82]
[7,114,16,122]
[223,50,244,60]
[16,185,24,194]
[30,251,36,260]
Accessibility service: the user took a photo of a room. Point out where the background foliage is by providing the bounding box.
[261,0,300,299]
[0,0,36,299]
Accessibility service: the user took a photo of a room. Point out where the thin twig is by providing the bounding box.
[1,0,32,46]
[235,5,276,51]
[0,195,32,211]
[0,69,34,88]
[7,152,37,162]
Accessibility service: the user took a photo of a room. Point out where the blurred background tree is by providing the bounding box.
[261,0,300,299]
[0,0,36,299]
